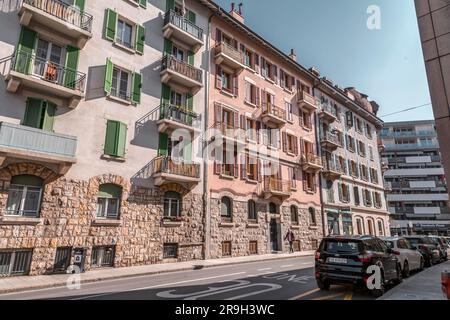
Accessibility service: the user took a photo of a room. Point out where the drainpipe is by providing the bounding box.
[203,12,214,260]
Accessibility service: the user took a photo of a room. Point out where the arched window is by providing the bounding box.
[269,202,278,214]
[309,207,317,225]
[164,191,182,217]
[290,206,299,225]
[368,219,375,235]
[96,184,122,219]
[221,197,232,221]
[6,175,43,218]
[355,217,365,235]
[377,219,385,236]
[248,200,257,221]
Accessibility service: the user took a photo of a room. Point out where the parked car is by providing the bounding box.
[428,236,449,262]
[404,236,441,267]
[315,235,402,298]
[380,236,424,277]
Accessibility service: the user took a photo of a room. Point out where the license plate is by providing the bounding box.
[328,257,348,264]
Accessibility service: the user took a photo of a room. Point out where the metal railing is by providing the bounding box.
[160,104,198,127]
[215,42,245,65]
[115,36,134,50]
[0,122,77,158]
[323,160,343,174]
[0,250,32,277]
[302,153,322,167]
[298,91,318,107]
[320,103,338,118]
[150,156,200,179]
[265,178,292,194]
[262,102,286,121]
[10,50,86,92]
[321,132,341,146]
[164,9,203,41]
[380,130,436,138]
[161,55,203,83]
[384,142,439,150]
[23,0,93,32]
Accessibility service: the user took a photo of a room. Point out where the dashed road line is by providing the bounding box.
[257,268,272,271]
[281,264,294,268]
[313,292,346,300]
[288,288,320,300]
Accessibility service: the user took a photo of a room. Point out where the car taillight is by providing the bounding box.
[419,245,429,252]
[358,254,371,263]
[315,251,321,260]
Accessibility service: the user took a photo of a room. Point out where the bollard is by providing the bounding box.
[442,270,450,300]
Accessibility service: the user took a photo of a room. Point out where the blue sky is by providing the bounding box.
[213,0,433,122]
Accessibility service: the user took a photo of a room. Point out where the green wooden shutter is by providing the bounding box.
[166,0,175,11]
[188,51,194,66]
[161,84,171,106]
[139,0,147,8]
[131,72,142,104]
[74,0,85,11]
[164,39,173,56]
[158,133,168,156]
[104,120,118,156]
[105,9,117,41]
[104,58,114,95]
[64,46,79,89]
[188,10,196,24]
[42,102,56,132]
[23,98,44,129]
[186,93,193,126]
[135,24,145,54]
[116,122,127,158]
[185,139,192,162]
[17,27,37,74]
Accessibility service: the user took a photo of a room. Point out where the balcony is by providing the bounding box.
[5,50,85,108]
[261,103,287,128]
[214,42,246,73]
[160,55,203,93]
[19,0,93,49]
[150,156,201,188]
[322,162,343,180]
[384,142,439,151]
[300,153,323,172]
[163,10,204,52]
[263,178,292,199]
[318,104,338,124]
[297,91,318,112]
[320,132,341,151]
[380,130,435,138]
[157,104,199,134]
[0,122,77,174]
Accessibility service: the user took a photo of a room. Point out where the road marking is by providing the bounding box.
[288,288,320,300]
[313,292,346,300]
[71,272,247,300]
[257,268,272,271]
[281,264,294,268]
[344,292,353,300]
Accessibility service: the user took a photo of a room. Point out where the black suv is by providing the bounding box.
[315,235,402,297]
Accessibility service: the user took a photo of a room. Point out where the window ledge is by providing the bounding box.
[245,178,258,185]
[113,41,136,54]
[309,225,318,230]
[245,66,256,73]
[244,100,257,108]
[0,216,43,225]
[246,222,259,228]
[220,174,235,180]
[291,225,300,229]
[265,77,275,84]
[220,222,235,228]
[126,0,140,7]
[286,151,296,157]
[92,219,122,227]
[283,88,294,95]
[101,154,127,162]
[220,89,235,98]
[306,190,315,195]
[267,145,278,151]
[162,220,183,227]
[107,94,132,105]
[246,138,257,144]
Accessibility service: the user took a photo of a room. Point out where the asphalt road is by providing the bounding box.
[0,256,377,300]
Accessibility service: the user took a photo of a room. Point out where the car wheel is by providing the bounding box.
[317,279,330,291]
[371,273,385,298]
[419,257,424,271]
[394,263,403,284]
[402,261,410,278]
[425,256,432,267]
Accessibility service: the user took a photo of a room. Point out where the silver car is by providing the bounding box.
[381,236,424,277]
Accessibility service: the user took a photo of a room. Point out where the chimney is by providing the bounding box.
[289,49,297,61]
[230,2,245,24]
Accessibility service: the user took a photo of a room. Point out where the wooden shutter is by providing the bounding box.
[273,65,278,84]
[161,84,171,106]
[214,103,222,126]
[256,121,261,144]
[188,50,194,66]
[135,25,145,54]
[166,0,175,11]
[282,132,287,152]
[64,46,79,89]
[258,158,263,182]
[104,58,113,95]
[241,154,247,180]
[104,120,118,156]
[188,10,196,24]
[233,75,239,96]
[293,137,299,155]
[261,90,267,110]
[300,138,305,155]
[105,9,118,41]
[215,28,222,43]
[215,66,222,89]
[234,151,239,178]
[261,57,266,77]
[17,27,37,74]
[240,115,246,130]
[116,122,127,158]
[255,87,260,106]
[74,0,85,11]
[233,111,239,129]
[280,69,285,88]
[138,0,147,8]
[255,53,260,74]
[23,98,44,129]
[131,72,142,104]
[158,133,169,156]
[42,101,56,132]
[302,170,307,191]
[164,38,173,56]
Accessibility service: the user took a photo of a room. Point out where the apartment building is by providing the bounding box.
[315,80,390,237]
[205,4,323,258]
[381,120,450,236]
[0,0,210,276]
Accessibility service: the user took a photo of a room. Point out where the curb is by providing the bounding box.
[0,253,314,295]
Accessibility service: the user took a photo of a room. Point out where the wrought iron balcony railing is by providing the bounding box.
[262,103,287,121]
[215,42,245,65]
[161,54,203,83]
[164,9,203,41]
[151,156,200,179]
[160,104,198,127]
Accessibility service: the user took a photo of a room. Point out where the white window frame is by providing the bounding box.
[96,197,120,219]
[111,66,132,101]
[5,184,42,218]
[116,17,135,49]
[164,194,181,217]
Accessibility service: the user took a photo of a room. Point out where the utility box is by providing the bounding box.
[72,247,87,273]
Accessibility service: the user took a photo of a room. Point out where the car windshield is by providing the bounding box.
[385,241,394,249]
[406,238,421,246]
[322,240,362,254]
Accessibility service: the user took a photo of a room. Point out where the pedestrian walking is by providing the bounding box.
[284,229,295,253]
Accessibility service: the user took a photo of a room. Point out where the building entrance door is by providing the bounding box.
[270,219,280,252]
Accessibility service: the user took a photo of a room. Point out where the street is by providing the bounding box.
[0,256,377,300]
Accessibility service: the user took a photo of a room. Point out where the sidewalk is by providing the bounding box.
[0,251,314,294]
[379,260,450,300]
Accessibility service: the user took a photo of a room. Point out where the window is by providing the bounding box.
[377,220,385,236]
[245,118,259,142]
[291,206,299,225]
[356,217,364,235]
[96,184,122,219]
[363,189,372,207]
[369,146,374,160]
[104,120,127,158]
[299,111,312,129]
[349,161,358,178]
[289,167,297,189]
[368,219,375,235]
[249,241,258,255]
[91,246,115,268]
[222,241,232,256]
[371,168,379,184]
[346,135,356,152]
[342,215,353,235]
[244,155,258,181]
[355,117,363,133]
[285,102,293,122]
[221,69,232,93]
[172,45,186,62]
[33,38,64,82]
[358,140,366,157]
[6,175,43,218]
[366,123,372,139]
[269,202,279,214]
[22,98,57,132]
[283,132,298,155]
[221,197,232,221]
[246,200,257,222]
[116,19,133,48]
[360,165,368,181]
[280,69,293,91]
[53,247,72,273]
[163,243,178,259]
[105,9,145,54]
[245,82,259,106]
[338,183,350,203]
[221,143,236,177]
[105,59,141,104]
[111,66,131,101]
[164,191,182,217]
[309,207,317,225]
[0,250,32,277]
[303,171,316,192]
[353,186,360,206]
[373,192,382,208]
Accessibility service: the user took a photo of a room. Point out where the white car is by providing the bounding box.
[381,236,424,277]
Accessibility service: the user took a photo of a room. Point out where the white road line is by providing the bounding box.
[281,264,294,268]
[71,272,247,300]
[257,268,272,271]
